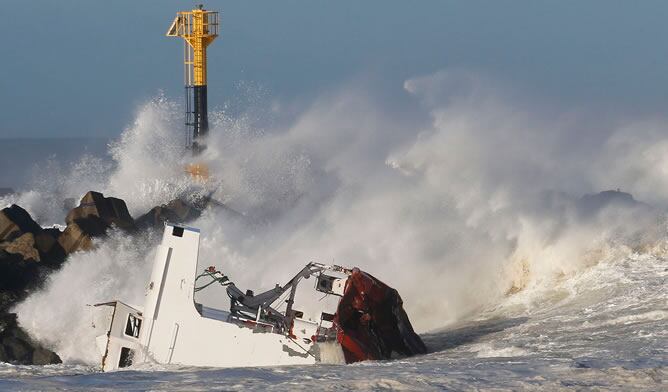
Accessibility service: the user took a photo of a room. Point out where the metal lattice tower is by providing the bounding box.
[167,5,219,154]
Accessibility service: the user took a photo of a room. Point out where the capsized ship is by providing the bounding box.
[93,224,426,371]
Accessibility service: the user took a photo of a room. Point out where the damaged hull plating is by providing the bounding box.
[94,224,425,371]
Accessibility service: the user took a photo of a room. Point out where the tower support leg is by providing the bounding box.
[192,85,209,154]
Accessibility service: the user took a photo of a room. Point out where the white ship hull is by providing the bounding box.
[95,224,345,371]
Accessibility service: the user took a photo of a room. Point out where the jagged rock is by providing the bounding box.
[66,191,135,231]
[0,313,61,365]
[0,251,26,313]
[34,229,66,265]
[2,336,31,362]
[1,233,40,262]
[0,211,62,365]
[0,291,19,315]
[0,205,42,242]
[32,347,62,365]
[136,198,205,229]
[577,190,648,217]
[0,206,66,265]
[0,250,39,307]
[58,218,106,254]
[58,191,136,254]
[136,196,240,230]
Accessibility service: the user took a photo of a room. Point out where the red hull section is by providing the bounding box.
[334,268,427,363]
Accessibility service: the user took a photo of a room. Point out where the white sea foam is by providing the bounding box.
[11,70,668,376]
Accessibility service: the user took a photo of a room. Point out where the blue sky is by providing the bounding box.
[1,0,667,138]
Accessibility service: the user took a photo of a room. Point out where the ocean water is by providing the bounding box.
[0,138,110,191]
[2,75,668,390]
[1,246,665,391]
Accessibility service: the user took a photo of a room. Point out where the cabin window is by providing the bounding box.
[172,226,184,237]
[124,314,142,338]
[317,275,334,292]
[321,312,335,322]
[118,347,134,368]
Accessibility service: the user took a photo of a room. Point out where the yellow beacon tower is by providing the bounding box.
[167,5,219,154]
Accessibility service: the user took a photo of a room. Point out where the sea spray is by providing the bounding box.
[106,95,195,216]
[13,70,668,364]
[14,229,158,364]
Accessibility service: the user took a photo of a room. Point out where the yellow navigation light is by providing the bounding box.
[185,163,210,182]
[167,6,219,87]
[167,5,219,152]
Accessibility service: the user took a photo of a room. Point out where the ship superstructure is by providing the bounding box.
[93,224,426,371]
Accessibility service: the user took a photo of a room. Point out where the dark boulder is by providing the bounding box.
[66,191,135,231]
[2,336,31,362]
[0,252,61,365]
[0,205,66,265]
[136,198,205,229]
[136,196,241,230]
[0,205,42,242]
[58,217,107,254]
[0,250,40,312]
[58,191,136,254]
[32,346,62,365]
[577,190,649,217]
[0,233,40,262]
[0,313,61,365]
[34,229,66,265]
